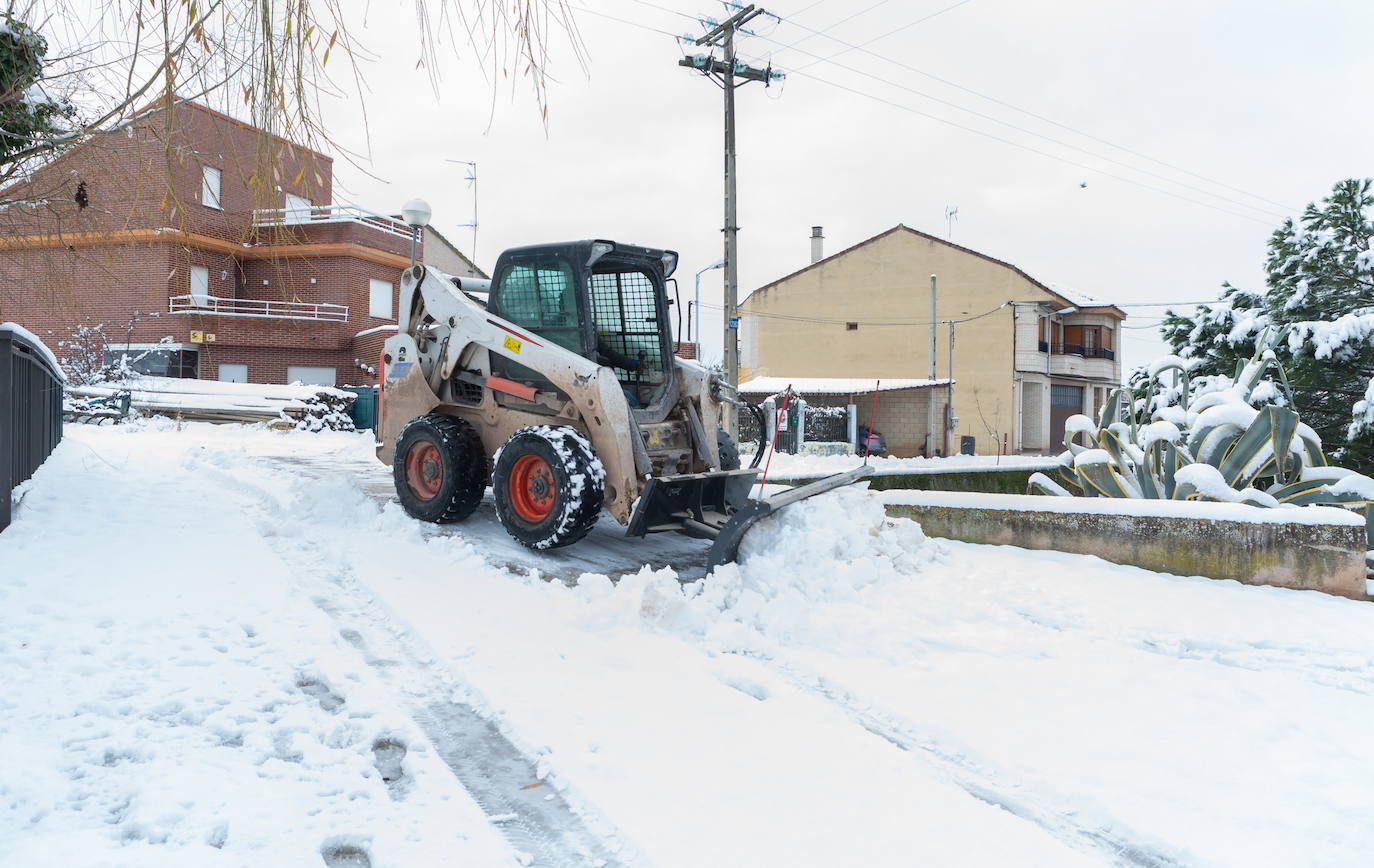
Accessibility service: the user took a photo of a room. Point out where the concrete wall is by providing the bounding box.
[882,493,1368,599]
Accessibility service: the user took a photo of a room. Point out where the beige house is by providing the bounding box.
[739,225,1125,456]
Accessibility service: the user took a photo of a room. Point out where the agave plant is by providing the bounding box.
[1028,347,1374,569]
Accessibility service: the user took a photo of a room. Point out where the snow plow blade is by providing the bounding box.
[705,464,872,572]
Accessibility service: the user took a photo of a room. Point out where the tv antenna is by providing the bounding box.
[945,205,959,239]
[445,159,479,268]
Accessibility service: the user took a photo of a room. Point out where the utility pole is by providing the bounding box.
[679,4,782,435]
[928,274,937,457]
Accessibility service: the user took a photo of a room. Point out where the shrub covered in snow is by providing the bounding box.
[1030,349,1374,571]
[1160,178,1374,471]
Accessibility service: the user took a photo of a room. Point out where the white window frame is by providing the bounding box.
[201,166,221,210]
[369,278,394,320]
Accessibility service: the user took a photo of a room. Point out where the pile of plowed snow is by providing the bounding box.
[574,486,941,650]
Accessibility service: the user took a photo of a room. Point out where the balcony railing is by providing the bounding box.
[1047,342,1114,361]
[168,294,349,323]
[251,203,414,241]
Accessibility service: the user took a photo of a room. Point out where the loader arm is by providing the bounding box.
[377,265,644,522]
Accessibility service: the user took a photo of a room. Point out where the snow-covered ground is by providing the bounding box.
[6,422,1374,866]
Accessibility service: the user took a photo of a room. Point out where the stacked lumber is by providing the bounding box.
[64,377,356,430]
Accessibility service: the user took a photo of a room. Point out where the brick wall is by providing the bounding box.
[0,101,423,385]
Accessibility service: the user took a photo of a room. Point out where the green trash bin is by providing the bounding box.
[341,386,378,431]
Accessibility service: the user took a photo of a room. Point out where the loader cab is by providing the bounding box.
[487,240,679,415]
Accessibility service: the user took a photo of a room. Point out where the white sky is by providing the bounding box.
[319,0,1374,375]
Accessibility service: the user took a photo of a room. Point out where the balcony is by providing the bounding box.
[168,294,349,323]
[251,204,413,241]
[1049,343,1115,361]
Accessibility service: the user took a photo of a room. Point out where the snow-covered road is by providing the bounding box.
[5,422,1374,867]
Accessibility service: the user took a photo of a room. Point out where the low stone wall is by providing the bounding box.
[771,466,1043,495]
[880,491,1368,599]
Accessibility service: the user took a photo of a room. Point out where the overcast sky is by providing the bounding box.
[319,0,1374,374]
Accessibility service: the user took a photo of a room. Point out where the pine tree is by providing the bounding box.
[0,15,73,170]
[1162,179,1374,470]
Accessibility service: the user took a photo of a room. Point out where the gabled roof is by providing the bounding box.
[747,224,1125,318]
[424,225,487,278]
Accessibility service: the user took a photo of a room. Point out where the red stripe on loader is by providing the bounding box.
[486,376,539,402]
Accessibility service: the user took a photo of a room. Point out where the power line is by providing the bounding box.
[772,0,975,66]
[587,3,1285,226]
[706,299,1011,326]
[766,10,1298,215]
[757,37,1289,220]
[787,68,1278,226]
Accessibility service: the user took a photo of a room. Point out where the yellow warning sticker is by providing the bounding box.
[503,335,523,354]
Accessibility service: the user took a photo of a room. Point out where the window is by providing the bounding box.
[491,260,582,352]
[1050,384,1083,408]
[846,322,859,331]
[287,366,336,386]
[201,166,221,209]
[190,265,210,306]
[369,278,393,319]
[589,269,666,384]
[218,364,248,383]
[104,346,199,378]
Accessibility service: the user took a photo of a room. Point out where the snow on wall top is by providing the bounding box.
[1,322,66,381]
[739,376,951,395]
[878,489,1366,526]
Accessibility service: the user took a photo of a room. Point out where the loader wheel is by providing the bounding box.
[393,414,487,523]
[493,426,605,551]
[717,429,741,471]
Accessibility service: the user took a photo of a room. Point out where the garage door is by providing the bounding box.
[286,366,337,387]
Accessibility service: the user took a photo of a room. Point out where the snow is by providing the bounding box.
[1064,414,1096,436]
[1139,420,1182,449]
[738,375,951,395]
[1148,354,1186,378]
[354,324,399,338]
[1043,282,1111,308]
[1,321,65,380]
[738,449,1058,479]
[7,423,1374,866]
[880,488,1365,525]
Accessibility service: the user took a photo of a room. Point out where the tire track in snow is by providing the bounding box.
[197,462,632,868]
[734,654,1185,868]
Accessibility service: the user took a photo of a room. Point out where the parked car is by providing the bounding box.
[856,425,887,457]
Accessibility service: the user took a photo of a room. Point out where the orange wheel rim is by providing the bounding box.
[509,454,555,521]
[405,440,444,500]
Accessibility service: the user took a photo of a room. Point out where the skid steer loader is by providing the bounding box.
[375,239,867,568]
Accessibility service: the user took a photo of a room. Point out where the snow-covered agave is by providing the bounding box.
[1029,348,1374,570]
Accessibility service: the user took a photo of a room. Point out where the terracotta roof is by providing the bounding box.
[746,225,1125,319]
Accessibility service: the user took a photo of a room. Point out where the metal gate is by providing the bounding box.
[2,325,65,531]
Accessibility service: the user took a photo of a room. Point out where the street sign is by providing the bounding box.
[190,331,204,343]
[729,316,740,329]
[205,333,217,343]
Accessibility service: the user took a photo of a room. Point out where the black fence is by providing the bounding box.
[2,325,64,532]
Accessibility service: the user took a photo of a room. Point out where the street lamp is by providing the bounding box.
[693,259,726,348]
[401,198,432,267]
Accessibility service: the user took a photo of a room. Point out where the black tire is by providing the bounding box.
[393,414,487,523]
[716,428,741,471]
[493,426,605,551]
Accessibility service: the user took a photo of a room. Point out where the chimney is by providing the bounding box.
[810,226,824,264]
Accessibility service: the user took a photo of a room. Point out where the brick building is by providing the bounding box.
[0,100,483,386]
